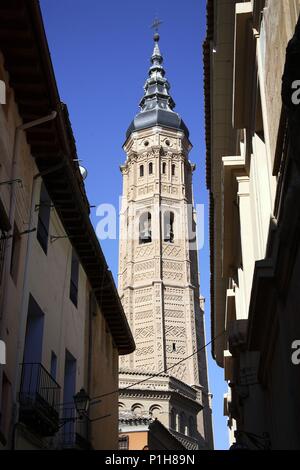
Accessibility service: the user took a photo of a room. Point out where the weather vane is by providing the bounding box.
[151,17,163,33]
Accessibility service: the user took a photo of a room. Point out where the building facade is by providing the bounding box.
[0,0,134,450]
[204,0,300,449]
[118,32,213,450]
[119,414,185,450]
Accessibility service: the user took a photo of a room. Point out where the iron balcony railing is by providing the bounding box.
[19,362,61,436]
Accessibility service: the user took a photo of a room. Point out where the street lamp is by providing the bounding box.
[74,388,90,418]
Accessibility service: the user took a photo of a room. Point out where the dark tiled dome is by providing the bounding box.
[126,33,189,139]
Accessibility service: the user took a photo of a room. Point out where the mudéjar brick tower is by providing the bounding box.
[118,31,213,450]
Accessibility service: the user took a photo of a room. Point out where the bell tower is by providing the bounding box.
[118,31,213,450]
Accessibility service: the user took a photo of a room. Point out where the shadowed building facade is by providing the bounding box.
[204,0,300,449]
[118,32,213,450]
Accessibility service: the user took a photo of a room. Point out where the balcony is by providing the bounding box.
[19,363,61,437]
[59,405,91,450]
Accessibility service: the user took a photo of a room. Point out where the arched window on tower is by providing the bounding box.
[149,162,153,175]
[163,211,174,243]
[140,165,144,177]
[175,411,180,432]
[139,212,152,244]
[170,408,176,430]
[149,405,161,419]
[132,403,144,417]
[162,162,166,174]
[171,164,176,176]
[179,412,186,435]
[188,416,195,437]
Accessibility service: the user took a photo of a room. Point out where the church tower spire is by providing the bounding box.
[126,32,189,139]
[140,32,175,110]
[118,31,213,450]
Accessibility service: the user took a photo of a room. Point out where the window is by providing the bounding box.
[21,295,45,412]
[149,162,153,175]
[139,165,144,177]
[189,416,195,437]
[132,404,143,417]
[119,435,129,450]
[149,405,161,419]
[170,408,176,430]
[172,342,176,352]
[50,351,57,380]
[37,182,51,254]
[164,211,174,243]
[179,412,186,434]
[171,164,176,176]
[23,294,45,364]
[162,162,166,174]
[62,350,77,446]
[176,411,180,432]
[70,248,79,307]
[10,223,21,283]
[139,212,152,244]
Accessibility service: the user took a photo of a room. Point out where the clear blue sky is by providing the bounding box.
[40,0,228,450]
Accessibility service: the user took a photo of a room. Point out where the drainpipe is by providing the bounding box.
[0,111,57,449]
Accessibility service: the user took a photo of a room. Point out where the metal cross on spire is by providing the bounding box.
[151,17,163,33]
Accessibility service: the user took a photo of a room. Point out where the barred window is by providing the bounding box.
[119,435,129,450]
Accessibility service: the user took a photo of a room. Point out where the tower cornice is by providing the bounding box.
[123,127,192,154]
